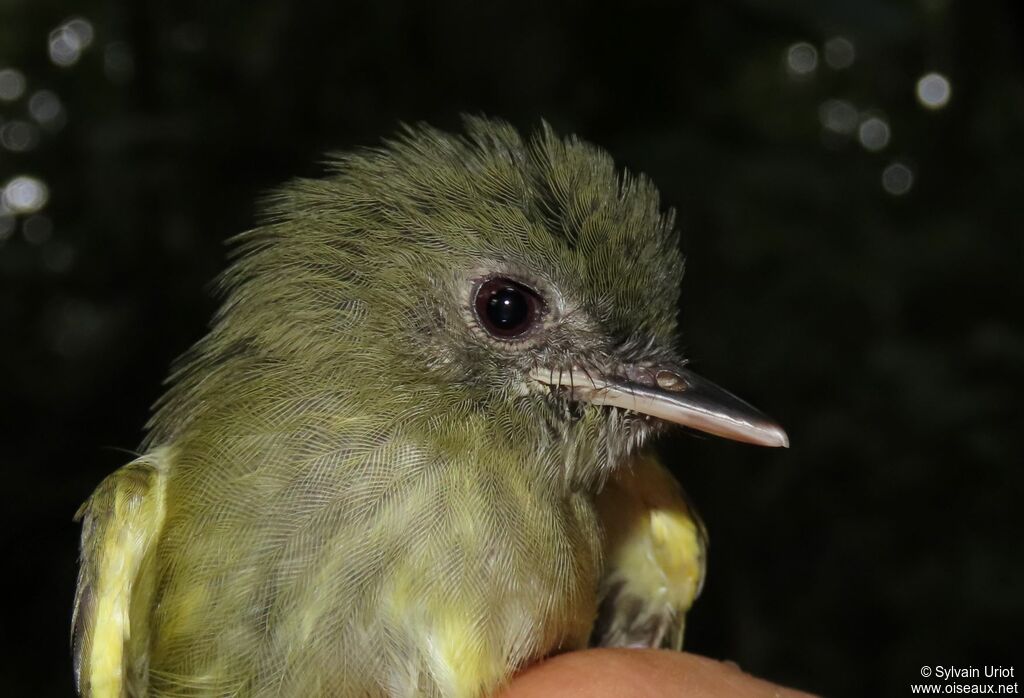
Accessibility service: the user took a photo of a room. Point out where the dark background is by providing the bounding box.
[2,1,1022,696]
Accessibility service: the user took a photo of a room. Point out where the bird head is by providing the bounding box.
[156,117,785,490]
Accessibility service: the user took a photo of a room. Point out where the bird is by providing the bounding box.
[72,117,788,698]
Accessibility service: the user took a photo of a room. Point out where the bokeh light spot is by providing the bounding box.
[1,120,40,152]
[882,162,914,196]
[916,72,952,109]
[819,99,859,134]
[2,175,49,214]
[858,116,891,152]
[785,42,818,77]
[65,18,95,47]
[49,17,95,67]
[0,67,27,101]
[28,90,65,126]
[824,37,856,69]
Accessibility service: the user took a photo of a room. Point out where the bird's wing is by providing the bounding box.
[591,449,707,650]
[72,449,171,698]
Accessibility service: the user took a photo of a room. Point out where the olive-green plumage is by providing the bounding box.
[73,117,730,697]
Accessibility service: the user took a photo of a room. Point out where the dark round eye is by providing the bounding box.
[474,277,542,339]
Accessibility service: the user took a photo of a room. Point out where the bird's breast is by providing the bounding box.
[150,439,604,696]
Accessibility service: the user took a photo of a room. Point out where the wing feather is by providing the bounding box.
[73,449,170,697]
[591,450,707,650]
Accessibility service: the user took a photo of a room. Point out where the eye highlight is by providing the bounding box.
[473,277,543,339]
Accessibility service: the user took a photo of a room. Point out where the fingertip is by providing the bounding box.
[501,649,817,698]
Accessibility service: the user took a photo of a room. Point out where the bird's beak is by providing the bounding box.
[530,365,789,448]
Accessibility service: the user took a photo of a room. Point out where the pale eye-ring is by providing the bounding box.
[473,277,542,339]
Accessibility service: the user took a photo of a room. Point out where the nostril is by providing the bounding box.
[655,370,689,392]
